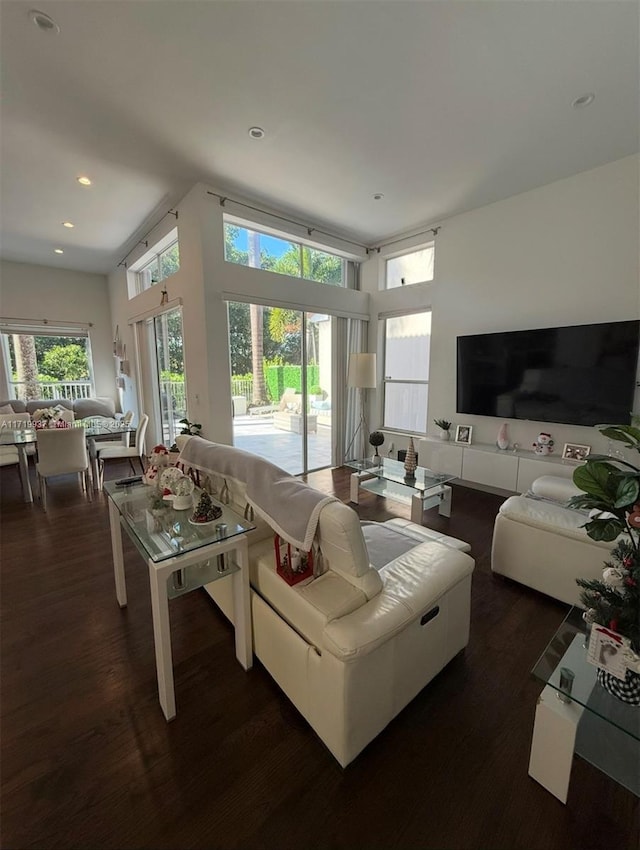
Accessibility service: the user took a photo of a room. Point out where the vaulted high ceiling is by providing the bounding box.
[1,0,638,274]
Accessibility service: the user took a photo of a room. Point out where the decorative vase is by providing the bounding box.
[404,437,417,479]
[439,429,450,441]
[496,422,509,450]
[596,667,640,706]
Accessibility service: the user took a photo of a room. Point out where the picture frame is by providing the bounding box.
[455,425,473,445]
[562,442,591,462]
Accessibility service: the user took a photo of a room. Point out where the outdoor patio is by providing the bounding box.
[232,413,333,474]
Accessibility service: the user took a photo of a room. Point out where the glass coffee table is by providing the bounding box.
[345,457,456,523]
[529,606,639,802]
[104,479,256,721]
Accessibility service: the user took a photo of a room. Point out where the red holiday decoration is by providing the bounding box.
[274,535,313,585]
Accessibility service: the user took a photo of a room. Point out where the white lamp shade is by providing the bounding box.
[348,353,377,388]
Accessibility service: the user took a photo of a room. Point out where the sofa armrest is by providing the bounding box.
[322,543,474,661]
[530,475,582,504]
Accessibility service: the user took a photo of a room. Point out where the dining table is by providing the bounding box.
[0,421,136,503]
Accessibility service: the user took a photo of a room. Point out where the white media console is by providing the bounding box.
[418,436,581,495]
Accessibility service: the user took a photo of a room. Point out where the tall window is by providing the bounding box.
[385,244,434,289]
[382,311,431,433]
[224,221,347,287]
[1,330,94,400]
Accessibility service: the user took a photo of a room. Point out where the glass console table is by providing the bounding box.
[529,606,639,802]
[345,457,456,523]
[104,479,256,721]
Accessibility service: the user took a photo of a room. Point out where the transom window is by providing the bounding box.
[224,221,346,287]
[382,311,431,433]
[131,228,180,294]
[385,244,434,289]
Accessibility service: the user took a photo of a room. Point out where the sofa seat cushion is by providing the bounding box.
[498,495,611,548]
[249,537,367,649]
[323,543,474,661]
[365,518,472,556]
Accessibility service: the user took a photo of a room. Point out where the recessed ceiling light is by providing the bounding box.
[373,193,384,200]
[29,9,60,34]
[572,93,595,109]
[62,221,74,228]
[54,248,64,254]
[77,176,92,186]
[248,127,265,140]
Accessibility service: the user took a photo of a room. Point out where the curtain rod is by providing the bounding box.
[0,316,93,329]
[117,208,179,269]
[369,226,441,254]
[207,190,369,253]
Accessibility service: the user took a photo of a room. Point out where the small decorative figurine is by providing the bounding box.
[144,444,170,486]
[404,437,418,479]
[190,491,222,523]
[533,432,554,456]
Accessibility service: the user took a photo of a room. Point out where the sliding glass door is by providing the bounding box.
[229,302,332,475]
[150,308,186,447]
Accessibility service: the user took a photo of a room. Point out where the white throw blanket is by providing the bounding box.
[178,436,337,551]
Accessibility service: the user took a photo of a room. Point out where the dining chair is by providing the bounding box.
[36,426,92,511]
[0,411,36,458]
[119,410,134,447]
[97,413,149,487]
[0,442,23,488]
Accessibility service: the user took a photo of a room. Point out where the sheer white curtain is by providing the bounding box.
[334,317,367,463]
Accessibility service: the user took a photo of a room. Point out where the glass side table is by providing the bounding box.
[104,479,256,721]
[529,607,639,802]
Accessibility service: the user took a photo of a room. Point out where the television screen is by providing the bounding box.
[456,320,639,427]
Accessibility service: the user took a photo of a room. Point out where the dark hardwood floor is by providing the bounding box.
[1,462,637,850]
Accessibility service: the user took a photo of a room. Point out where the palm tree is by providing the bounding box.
[248,231,267,404]
[12,334,39,399]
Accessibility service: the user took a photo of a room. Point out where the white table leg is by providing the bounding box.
[232,539,253,670]
[439,485,452,518]
[350,471,361,504]
[108,499,127,607]
[410,492,424,524]
[17,445,32,503]
[149,564,176,721]
[528,684,583,803]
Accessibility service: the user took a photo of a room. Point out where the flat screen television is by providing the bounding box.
[456,320,640,427]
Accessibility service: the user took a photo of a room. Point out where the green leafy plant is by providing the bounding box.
[434,418,451,430]
[569,424,640,651]
[309,385,324,397]
[179,418,202,436]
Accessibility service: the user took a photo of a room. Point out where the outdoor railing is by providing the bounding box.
[231,377,253,400]
[9,381,93,400]
[160,379,186,416]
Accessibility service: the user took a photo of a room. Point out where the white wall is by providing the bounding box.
[0,260,115,402]
[365,155,640,457]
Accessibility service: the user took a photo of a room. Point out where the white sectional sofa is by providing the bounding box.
[176,435,475,767]
[491,475,613,605]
